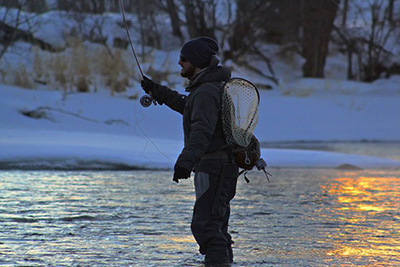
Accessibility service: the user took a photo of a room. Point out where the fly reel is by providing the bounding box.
[140,95,156,108]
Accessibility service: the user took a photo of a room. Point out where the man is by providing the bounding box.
[141,37,238,266]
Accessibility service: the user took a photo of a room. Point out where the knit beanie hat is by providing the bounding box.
[180,37,219,69]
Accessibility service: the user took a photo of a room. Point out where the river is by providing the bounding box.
[1,168,399,266]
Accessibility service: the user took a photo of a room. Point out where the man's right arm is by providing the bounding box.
[141,76,186,114]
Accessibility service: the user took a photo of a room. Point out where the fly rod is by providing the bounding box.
[119,0,143,78]
[119,0,154,107]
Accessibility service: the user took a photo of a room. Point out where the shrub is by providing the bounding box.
[14,66,34,89]
[76,76,89,92]
[6,37,139,93]
[51,54,68,90]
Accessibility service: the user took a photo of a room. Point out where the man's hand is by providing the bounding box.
[173,167,191,183]
[141,76,155,94]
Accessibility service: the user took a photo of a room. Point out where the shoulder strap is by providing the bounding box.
[205,81,224,91]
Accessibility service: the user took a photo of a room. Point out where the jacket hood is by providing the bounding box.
[186,66,231,92]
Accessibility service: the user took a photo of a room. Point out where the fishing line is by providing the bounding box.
[119,0,179,198]
[133,100,175,165]
[132,91,189,198]
[133,102,179,200]
[132,103,157,169]
[119,0,174,164]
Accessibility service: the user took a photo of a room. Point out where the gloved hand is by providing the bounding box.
[141,76,155,95]
[173,167,191,183]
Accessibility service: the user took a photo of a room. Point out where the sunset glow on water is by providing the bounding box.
[321,173,400,264]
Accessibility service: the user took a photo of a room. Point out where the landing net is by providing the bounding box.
[221,78,259,147]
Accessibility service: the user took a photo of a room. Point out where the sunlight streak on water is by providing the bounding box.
[0,169,399,266]
[320,172,400,264]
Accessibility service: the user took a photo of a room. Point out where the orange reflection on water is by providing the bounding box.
[326,174,399,213]
[158,235,197,252]
[321,171,400,264]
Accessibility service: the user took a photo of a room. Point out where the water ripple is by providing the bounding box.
[0,169,399,266]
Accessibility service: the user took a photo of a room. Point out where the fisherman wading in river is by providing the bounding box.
[141,37,238,266]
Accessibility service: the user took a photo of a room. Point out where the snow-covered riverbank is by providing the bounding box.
[1,79,399,170]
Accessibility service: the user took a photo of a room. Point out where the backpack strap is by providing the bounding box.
[238,169,251,183]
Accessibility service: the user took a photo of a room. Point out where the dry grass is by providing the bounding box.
[51,54,69,90]
[70,42,90,80]
[14,66,35,89]
[92,46,136,94]
[33,48,44,80]
[7,38,138,94]
[146,65,171,83]
[76,76,90,92]
[144,54,174,85]
[0,69,7,83]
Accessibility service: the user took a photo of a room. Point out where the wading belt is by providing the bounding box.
[200,150,230,160]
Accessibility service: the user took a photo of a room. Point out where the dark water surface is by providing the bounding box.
[1,169,399,266]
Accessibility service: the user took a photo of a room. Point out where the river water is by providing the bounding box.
[261,141,400,161]
[0,169,399,266]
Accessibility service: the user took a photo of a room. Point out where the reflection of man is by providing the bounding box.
[141,37,238,266]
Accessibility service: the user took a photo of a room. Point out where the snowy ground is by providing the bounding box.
[1,9,399,171]
[1,75,400,171]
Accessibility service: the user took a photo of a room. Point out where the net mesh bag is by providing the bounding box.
[221,78,259,147]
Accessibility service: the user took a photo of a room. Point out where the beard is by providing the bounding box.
[180,64,196,78]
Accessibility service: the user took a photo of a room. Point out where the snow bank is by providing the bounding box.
[1,83,399,170]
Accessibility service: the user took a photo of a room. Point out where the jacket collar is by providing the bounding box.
[185,66,231,92]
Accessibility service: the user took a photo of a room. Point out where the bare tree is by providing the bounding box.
[225,1,291,85]
[56,0,106,14]
[363,0,398,81]
[341,0,349,29]
[387,0,395,26]
[332,26,360,80]
[182,0,217,39]
[157,0,183,41]
[229,0,301,56]
[301,0,340,78]
[132,0,162,49]
[333,0,400,81]
[216,0,235,53]
[228,0,258,55]
[0,0,48,13]
[105,0,120,12]
[0,0,17,8]
[0,0,44,61]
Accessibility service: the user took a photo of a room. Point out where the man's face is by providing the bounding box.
[179,54,196,78]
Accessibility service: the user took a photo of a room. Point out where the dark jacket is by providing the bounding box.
[150,66,234,175]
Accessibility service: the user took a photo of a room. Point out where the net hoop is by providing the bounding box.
[221,78,260,148]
